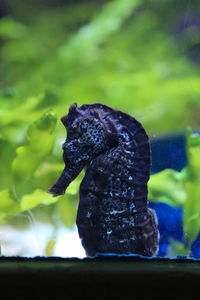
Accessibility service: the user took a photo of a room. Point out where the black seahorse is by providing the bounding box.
[48,103,158,256]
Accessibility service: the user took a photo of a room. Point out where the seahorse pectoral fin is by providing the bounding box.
[48,161,85,197]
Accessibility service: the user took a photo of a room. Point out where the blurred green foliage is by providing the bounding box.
[1,0,200,255]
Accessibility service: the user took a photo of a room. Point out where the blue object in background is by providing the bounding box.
[150,133,200,258]
[151,134,187,173]
[149,202,183,257]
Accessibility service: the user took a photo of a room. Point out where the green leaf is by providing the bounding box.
[0,17,28,39]
[0,189,20,223]
[168,239,190,257]
[182,132,200,246]
[186,131,200,181]
[35,90,60,109]
[45,238,56,256]
[12,111,57,183]
[148,169,186,206]
[59,0,140,61]
[0,135,15,189]
[20,189,59,211]
[56,194,78,228]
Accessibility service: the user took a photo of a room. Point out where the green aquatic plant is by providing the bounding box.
[0,111,57,223]
[148,131,200,254]
[1,0,200,138]
[0,108,82,227]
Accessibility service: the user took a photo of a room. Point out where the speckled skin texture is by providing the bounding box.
[48,103,158,256]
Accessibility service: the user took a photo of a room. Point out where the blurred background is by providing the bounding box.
[0,0,200,257]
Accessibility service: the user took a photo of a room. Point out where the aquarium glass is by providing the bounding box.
[1,0,200,258]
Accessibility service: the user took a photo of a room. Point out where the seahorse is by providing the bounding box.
[48,103,158,256]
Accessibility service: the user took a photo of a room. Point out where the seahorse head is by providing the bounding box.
[48,103,120,197]
[61,103,118,165]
